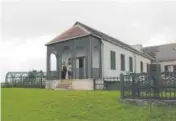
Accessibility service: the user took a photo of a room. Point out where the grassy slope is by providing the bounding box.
[2,88,176,121]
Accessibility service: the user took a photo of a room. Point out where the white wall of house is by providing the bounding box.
[135,54,151,73]
[158,60,176,72]
[102,40,151,77]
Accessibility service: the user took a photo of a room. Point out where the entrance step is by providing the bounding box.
[56,79,72,89]
[54,88,68,90]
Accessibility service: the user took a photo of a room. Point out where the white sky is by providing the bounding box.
[0,0,176,81]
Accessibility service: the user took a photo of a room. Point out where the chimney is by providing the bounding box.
[131,44,143,52]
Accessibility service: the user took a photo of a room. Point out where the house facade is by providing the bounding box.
[45,22,153,81]
[143,43,176,72]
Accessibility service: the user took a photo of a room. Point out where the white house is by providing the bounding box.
[45,22,154,90]
[143,43,176,72]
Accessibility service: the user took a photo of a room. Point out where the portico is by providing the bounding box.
[46,35,102,80]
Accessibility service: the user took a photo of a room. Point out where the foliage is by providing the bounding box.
[1,83,12,88]
[26,70,44,80]
[2,88,176,121]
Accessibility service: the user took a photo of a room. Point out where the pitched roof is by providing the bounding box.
[46,21,154,60]
[45,24,90,45]
[74,22,154,60]
[143,43,176,62]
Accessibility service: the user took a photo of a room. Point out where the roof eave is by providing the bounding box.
[74,21,155,60]
[156,59,176,63]
[45,33,91,46]
[101,38,153,60]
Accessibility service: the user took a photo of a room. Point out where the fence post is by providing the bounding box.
[156,72,160,98]
[40,76,43,88]
[120,74,124,99]
[14,79,16,87]
[93,78,96,90]
[152,72,160,98]
[132,73,136,98]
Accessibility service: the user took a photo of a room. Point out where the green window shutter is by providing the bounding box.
[140,61,143,72]
[110,51,116,70]
[121,54,125,71]
[129,57,133,72]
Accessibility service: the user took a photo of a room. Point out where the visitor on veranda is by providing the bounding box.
[67,61,72,79]
[61,62,67,79]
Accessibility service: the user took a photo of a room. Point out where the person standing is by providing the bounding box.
[62,62,67,79]
[67,60,72,79]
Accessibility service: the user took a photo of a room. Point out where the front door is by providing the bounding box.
[77,57,85,79]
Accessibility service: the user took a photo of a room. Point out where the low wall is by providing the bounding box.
[45,80,60,89]
[45,79,94,90]
[72,79,94,90]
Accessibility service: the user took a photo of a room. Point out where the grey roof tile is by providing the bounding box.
[143,43,176,62]
[74,22,154,60]
[46,21,154,60]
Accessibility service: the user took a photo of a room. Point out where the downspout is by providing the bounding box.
[100,39,104,78]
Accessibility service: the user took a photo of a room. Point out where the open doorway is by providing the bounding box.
[78,57,84,68]
[76,56,85,79]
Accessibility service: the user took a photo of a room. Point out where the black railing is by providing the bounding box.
[3,75,46,88]
[93,77,120,90]
[121,72,176,100]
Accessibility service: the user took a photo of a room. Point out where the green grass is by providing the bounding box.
[2,88,176,121]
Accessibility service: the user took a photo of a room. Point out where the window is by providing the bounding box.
[50,53,57,71]
[174,65,176,72]
[147,63,149,72]
[79,58,84,68]
[129,57,133,72]
[164,66,167,71]
[121,54,125,71]
[165,65,172,72]
[140,61,143,72]
[110,51,116,70]
[165,65,176,72]
[165,65,168,72]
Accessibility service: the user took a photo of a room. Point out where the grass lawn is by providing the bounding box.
[2,88,176,121]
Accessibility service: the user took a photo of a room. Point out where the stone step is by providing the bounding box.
[60,79,72,82]
[58,84,70,88]
[59,81,70,84]
[54,88,68,90]
[56,79,73,89]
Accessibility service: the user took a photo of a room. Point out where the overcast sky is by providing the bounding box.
[0,0,176,81]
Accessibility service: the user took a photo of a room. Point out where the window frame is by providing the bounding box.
[147,63,149,72]
[121,54,125,71]
[129,57,133,72]
[110,51,116,70]
[165,65,168,72]
[140,61,143,73]
[174,65,176,72]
